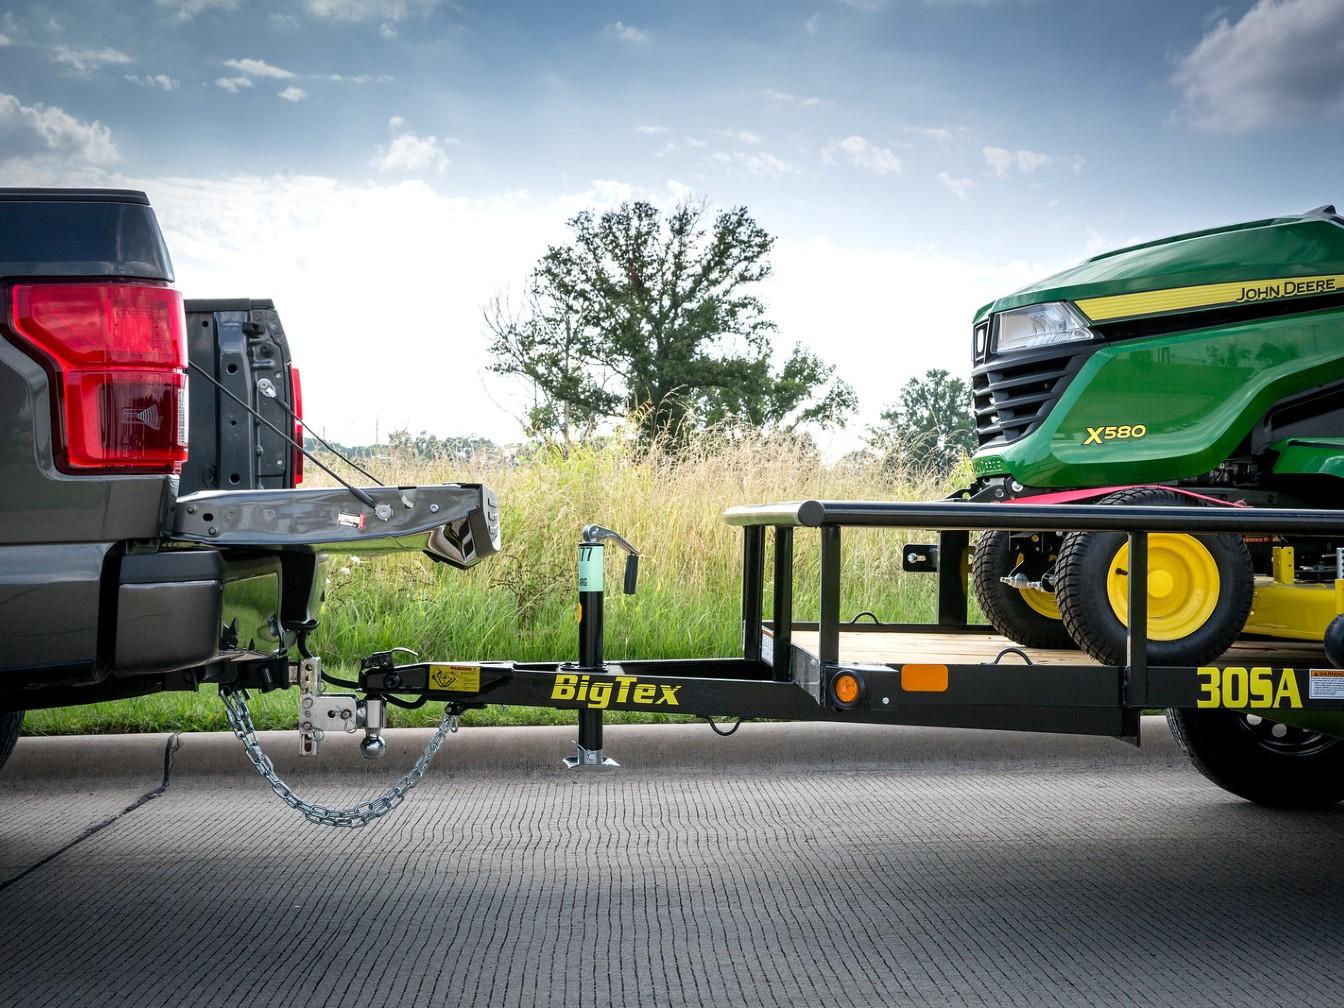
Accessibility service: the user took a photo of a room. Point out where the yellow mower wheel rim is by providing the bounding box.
[1014,549,1063,620]
[1105,534,1220,641]
[1020,585,1062,620]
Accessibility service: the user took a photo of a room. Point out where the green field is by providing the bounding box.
[22,431,962,735]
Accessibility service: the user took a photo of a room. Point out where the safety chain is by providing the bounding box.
[219,685,458,828]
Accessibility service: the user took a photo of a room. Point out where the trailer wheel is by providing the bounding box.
[972,530,1076,650]
[1055,488,1252,666]
[0,710,21,773]
[1167,708,1344,807]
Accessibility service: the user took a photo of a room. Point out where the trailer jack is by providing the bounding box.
[565,524,640,770]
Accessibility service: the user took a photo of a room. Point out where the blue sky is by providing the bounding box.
[3,0,1344,447]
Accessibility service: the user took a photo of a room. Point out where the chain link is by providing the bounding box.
[219,685,458,828]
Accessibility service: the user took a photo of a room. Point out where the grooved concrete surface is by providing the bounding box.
[3,721,1343,1007]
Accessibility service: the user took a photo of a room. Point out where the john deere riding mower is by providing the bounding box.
[966,204,1344,805]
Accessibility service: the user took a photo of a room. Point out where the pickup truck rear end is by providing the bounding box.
[0,188,498,754]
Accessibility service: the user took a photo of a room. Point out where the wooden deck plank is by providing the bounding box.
[780,629,1327,667]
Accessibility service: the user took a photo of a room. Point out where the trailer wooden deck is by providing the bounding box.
[781,628,1328,668]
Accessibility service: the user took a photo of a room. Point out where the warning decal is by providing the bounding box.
[428,664,481,693]
[1309,669,1344,701]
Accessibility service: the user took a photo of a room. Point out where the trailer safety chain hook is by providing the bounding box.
[219,684,458,828]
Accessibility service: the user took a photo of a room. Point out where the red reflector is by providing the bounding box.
[290,363,304,486]
[10,282,189,473]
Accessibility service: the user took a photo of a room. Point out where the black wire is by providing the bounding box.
[254,382,385,486]
[186,361,379,508]
[319,672,428,708]
[703,716,744,736]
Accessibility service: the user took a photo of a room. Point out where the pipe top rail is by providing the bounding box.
[722,498,1344,536]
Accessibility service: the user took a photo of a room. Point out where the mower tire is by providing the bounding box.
[1167,708,1344,808]
[1055,487,1253,667]
[972,530,1076,650]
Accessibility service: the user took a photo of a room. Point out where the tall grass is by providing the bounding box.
[24,430,963,734]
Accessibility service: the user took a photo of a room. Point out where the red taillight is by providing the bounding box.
[10,282,189,473]
[290,363,304,486]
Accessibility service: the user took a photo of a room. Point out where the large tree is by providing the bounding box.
[487,200,855,443]
[868,368,976,472]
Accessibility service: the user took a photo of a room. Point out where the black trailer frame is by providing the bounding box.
[354,500,1344,760]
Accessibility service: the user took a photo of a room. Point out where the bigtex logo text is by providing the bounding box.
[551,673,682,709]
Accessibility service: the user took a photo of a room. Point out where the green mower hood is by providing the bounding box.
[975,206,1344,325]
[970,206,1344,489]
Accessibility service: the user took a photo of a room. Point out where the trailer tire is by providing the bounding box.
[0,710,22,773]
[1055,488,1252,667]
[972,530,1076,650]
[1167,708,1344,808]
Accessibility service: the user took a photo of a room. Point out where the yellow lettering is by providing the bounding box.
[553,674,578,701]
[1197,667,1220,707]
[1249,666,1273,707]
[1084,426,1104,445]
[658,685,682,706]
[588,681,612,709]
[1274,669,1303,708]
[633,684,656,703]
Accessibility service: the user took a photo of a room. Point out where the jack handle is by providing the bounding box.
[582,524,640,594]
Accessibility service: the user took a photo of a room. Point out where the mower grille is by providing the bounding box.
[971,346,1085,448]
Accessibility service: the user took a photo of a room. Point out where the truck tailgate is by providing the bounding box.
[170,483,500,568]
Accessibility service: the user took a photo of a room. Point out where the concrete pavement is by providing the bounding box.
[2,719,1342,1007]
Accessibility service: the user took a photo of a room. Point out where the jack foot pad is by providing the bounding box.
[563,745,620,771]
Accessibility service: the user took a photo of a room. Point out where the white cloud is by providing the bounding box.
[215,76,253,93]
[805,13,821,33]
[766,237,1052,452]
[326,73,393,83]
[824,135,902,175]
[904,125,954,143]
[634,124,669,135]
[603,21,649,43]
[1173,0,1344,133]
[224,57,296,79]
[304,0,444,21]
[760,88,832,109]
[9,166,1056,452]
[156,0,238,17]
[125,74,179,91]
[937,172,974,200]
[0,33,11,46]
[0,92,118,167]
[50,46,133,75]
[711,150,797,178]
[982,145,1052,177]
[665,179,695,204]
[379,21,397,39]
[719,129,763,145]
[833,0,887,10]
[1070,154,1086,173]
[371,116,454,173]
[279,86,308,102]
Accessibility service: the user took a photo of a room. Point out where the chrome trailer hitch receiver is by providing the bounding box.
[296,656,389,759]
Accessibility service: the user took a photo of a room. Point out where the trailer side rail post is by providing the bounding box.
[772,526,794,681]
[1125,530,1148,711]
[937,529,970,627]
[741,524,765,663]
[819,524,842,667]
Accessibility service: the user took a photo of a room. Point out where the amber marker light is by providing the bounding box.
[832,671,863,707]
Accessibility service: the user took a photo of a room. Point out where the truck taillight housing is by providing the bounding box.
[290,363,304,485]
[9,281,189,473]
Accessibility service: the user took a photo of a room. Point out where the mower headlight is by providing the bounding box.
[994,302,1095,355]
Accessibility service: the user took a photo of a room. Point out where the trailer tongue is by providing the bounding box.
[212,496,1344,824]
